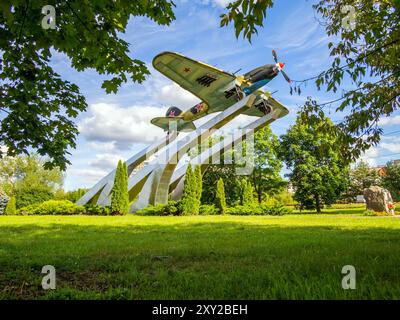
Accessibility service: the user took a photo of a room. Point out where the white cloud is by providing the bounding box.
[359,147,380,167]
[89,153,123,171]
[380,143,400,153]
[66,168,108,187]
[78,103,167,147]
[157,82,199,108]
[379,115,400,126]
[199,0,232,7]
[87,141,117,152]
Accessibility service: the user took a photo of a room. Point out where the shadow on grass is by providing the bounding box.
[0,220,400,300]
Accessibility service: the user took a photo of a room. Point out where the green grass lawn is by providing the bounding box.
[1,210,400,299]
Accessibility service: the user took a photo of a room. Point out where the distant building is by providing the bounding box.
[372,159,400,177]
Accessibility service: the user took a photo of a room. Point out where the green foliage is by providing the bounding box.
[220,0,274,42]
[136,201,182,216]
[4,196,16,215]
[344,161,382,201]
[0,155,63,197]
[202,164,241,206]
[363,209,390,217]
[66,188,88,203]
[250,126,286,203]
[0,1,176,169]
[15,186,53,209]
[222,1,399,159]
[17,201,112,216]
[302,1,400,160]
[199,204,219,215]
[260,204,292,216]
[181,164,200,215]
[110,160,129,215]
[194,164,203,202]
[215,178,227,215]
[279,112,349,213]
[382,161,400,202]
[227,204,291,216]
[241,179,255,207]
[18,200,85,215]
[226,205,256,216]
[270,190,296,206]
[83,205,111,216]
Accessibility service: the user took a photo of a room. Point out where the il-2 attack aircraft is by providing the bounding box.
[151,49,291,132]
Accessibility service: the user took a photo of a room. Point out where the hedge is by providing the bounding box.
[17,201,113,216]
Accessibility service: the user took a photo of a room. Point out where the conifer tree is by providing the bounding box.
[111,160,129,215]
[181,164,199,215]
[194,164,202,209]
[4,196,16,215]
[216,178,227,215]
[242,180,255,207]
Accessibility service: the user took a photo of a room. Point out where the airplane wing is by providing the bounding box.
[153,52,238,112]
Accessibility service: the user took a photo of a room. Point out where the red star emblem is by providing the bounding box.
[183,67,191,73]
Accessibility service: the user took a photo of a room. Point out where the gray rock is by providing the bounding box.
[363,186,395,215]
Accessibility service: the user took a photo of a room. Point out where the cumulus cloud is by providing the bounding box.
[87,141,118,152]
[194,0,231,7]
[89,153,123,171]
[379,115,400,126]
[380,143,400,153]
[78,103,167,147]
[66,168,109,186]
[157,82,199,108]
[359,147,380,167]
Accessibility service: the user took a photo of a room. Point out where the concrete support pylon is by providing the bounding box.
[129,94,256,210]
[149,94,256,205]
[77,130,178,205]
[169,107,287,200]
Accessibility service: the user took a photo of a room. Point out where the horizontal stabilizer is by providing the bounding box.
[151,117,196,132]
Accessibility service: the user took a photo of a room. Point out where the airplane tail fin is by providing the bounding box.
[151,117,196,132]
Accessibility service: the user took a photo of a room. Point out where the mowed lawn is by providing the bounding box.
[1,208,400,299]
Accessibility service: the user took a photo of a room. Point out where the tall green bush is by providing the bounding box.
[110,160,129,215]
[15,186,53,209]
[194,165,202,201]
[5,196,16,215]
[18,200,85,215]
[181,164,199,215]
[242,180,255,207]
[216,178,227,214]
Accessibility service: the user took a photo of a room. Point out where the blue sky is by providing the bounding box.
[49,0,400,190]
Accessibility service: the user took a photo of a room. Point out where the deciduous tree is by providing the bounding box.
[345,161,381,200]
[251,126,285,203]
[279,113,349,213]
[221,0,400,160]
[382,161,400,202]
[0,1,176,169]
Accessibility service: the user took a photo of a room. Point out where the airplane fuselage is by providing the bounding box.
[178,64,280,118]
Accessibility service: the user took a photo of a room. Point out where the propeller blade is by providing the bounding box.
[272,49,278,63]
[281,70,292,84]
